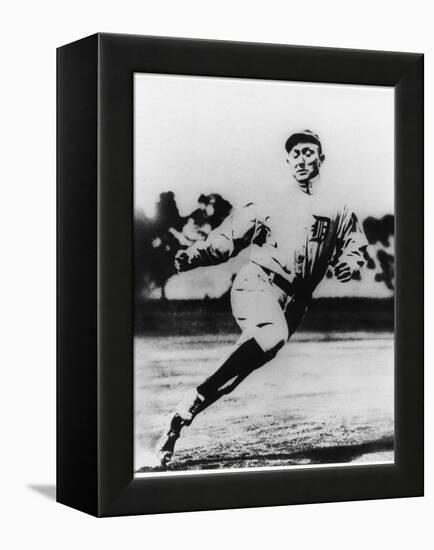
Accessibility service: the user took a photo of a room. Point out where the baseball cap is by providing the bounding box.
[285,129,323,154]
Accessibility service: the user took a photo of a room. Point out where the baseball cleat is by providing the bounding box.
[155,392,206,466]
[155,413,185,467]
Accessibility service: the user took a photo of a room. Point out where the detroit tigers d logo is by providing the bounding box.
[311,215,331,242]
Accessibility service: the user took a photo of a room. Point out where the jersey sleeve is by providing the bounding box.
[334,210,368,276]
[182,203,258,269]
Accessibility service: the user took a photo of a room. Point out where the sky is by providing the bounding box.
[134,73,394,220]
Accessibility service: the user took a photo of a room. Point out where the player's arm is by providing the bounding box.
[333,211,368,283]
[175,203,257,272]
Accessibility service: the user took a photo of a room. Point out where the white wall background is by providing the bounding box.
[0,1,431,549]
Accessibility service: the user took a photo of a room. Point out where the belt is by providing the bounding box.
[258,264,312,301]
[258,265,294,296]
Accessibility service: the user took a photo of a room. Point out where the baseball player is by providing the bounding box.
[155,130,368,467]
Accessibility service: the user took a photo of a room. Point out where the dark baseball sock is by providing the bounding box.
[197,338,267,399]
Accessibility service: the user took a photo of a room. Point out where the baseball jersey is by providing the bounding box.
[183,183,368,297]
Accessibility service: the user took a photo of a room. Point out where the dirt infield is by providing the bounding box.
[134,332,394,473]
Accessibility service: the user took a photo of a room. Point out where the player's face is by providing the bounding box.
[286,142,324,183]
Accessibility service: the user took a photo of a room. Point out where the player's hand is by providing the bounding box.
[174,250,191,273]
[334,262,353,282]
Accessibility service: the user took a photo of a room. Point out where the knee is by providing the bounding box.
[266,334,287,359]
[271,321,289,351]
[255,322,288,358]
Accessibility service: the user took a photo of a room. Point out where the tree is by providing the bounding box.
[134,192,233,300]
[362,214,395,290]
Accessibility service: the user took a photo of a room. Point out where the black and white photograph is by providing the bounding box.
[1,0,429,539]
[133,74,394,475]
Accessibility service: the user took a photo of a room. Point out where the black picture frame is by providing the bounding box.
[57,33,424,517]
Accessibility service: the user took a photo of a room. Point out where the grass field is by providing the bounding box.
[134,330,394,474]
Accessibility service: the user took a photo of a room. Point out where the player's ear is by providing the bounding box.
[319,153,325,164]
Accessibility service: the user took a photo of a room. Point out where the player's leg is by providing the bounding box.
[155,264,288,466]
[284,293,311,338]
[194,265,288,402]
